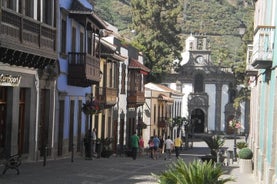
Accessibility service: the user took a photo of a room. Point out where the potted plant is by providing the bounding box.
[201,135,225,163]
[99,137,114,158]
[238,147,253,173]
[236,141,248,150]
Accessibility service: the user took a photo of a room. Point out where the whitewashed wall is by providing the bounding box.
[221,84,229,131]
[206,84,216,131]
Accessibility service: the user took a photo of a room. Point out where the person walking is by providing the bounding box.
[139,136,144,157]
[84,130,92,159]
[159,136,164,156]
[148,137,154,159]
[92,128,97,157]
[164,136,174,160]
[174,135,182,159]
[153,135,160,160]
[130,132,139,160]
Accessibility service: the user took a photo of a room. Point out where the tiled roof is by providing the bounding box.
[129,59,151,73]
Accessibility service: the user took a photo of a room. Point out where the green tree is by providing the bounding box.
[130,0,184,82]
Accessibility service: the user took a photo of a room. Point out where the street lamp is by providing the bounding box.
[82,93,101,159]
[237,21,246,38]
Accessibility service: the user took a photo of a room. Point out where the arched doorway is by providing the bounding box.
[191,109,205,133]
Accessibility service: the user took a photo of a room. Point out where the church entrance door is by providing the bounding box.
[191,109,205,133]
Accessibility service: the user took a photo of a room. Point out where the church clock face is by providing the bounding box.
[196,55,204,64]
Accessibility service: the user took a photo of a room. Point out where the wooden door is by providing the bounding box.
[0,87,7,150]
[18,88,26,154]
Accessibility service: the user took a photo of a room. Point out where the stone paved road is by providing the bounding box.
[0,137,256,184]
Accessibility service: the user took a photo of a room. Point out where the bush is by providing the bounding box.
[236,141,248,149]
[238,148,253,159]
[155,160,234,184]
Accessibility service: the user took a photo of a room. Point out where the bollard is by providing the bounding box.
[43,146,47,166]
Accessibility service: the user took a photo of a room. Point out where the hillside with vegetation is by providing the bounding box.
[94,0,254,109]
[94,0,253,60]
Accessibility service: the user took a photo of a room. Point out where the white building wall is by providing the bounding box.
[206,84,216,131]
[221,84,229,131]
[143,90,152,146]
[182,83,192,118]
[117,46,128,145]
[168,83,177,90]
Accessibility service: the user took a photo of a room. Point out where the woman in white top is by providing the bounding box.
[164,136,174,160]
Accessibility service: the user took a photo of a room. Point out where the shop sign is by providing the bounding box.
[0,74,21,87]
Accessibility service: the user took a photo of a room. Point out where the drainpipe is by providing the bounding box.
[35,72,40,161]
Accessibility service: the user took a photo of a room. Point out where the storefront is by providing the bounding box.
[0,64,57,161]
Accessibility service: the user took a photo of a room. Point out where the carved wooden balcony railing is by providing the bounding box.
[251,25,275,69]
[96,87,118,107]
[68,52,100,87]
[0,8,57,68]
[127,90,145,107]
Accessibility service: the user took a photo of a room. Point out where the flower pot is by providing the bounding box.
[239,159,252,173]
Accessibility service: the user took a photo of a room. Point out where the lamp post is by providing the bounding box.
[183,118,189,149]
[232,21,246,161]
[83,92,102,159]
[237,21,246,38]
[85,93,94,159]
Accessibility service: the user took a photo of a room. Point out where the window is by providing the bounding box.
[71,27,76,52]
[6,0,17,11]
[121,64,126,94]
[80,32,84,53]
[43,0,54,26]
[194,74,204,93]
[60,18,67,55]
[25,0,34,17]
[87,31,92,55]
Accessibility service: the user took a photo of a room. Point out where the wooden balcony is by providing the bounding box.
[0,8,57,68]
[251,26,275,69]
[68,52,100,87]
[127,90,145,107]
[96,87,118,107]
[158,117,168,128]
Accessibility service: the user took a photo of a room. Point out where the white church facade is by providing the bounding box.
[162,34,249,135]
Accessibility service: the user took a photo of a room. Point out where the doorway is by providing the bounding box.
[0,87,7,151]
[191,109,205,133]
